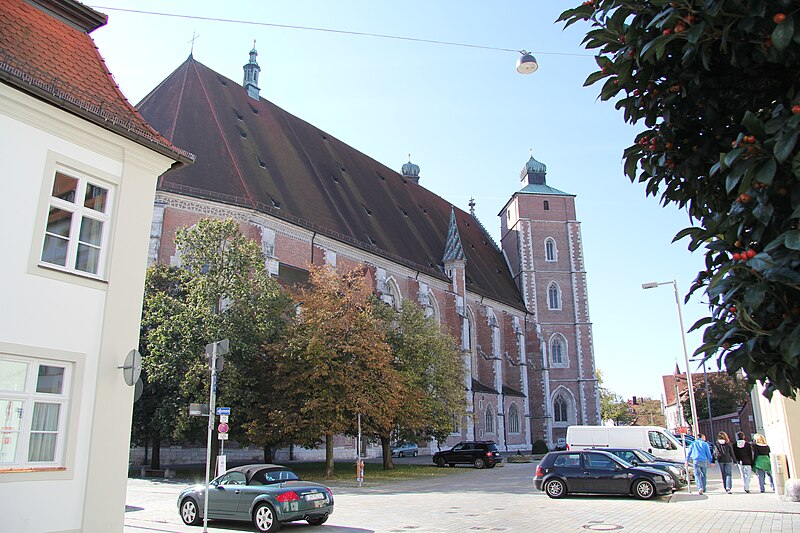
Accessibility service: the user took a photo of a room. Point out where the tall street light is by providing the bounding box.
[642,280,700,437]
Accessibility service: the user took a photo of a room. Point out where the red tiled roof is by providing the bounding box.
[0,0,193,164]
[137,57,526,310]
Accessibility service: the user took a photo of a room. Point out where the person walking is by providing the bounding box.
[733,431,754,493]
[752,433,775,492]
[688,433,714,495]
[713,431,736,494]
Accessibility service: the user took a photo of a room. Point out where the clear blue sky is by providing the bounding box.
[90,0,714,402]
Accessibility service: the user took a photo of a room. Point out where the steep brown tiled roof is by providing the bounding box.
[0,0,193,164]
[137,57,525,310]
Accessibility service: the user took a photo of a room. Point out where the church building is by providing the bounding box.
[138,47,600,455]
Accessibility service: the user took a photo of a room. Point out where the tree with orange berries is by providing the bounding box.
[560,0,800,397]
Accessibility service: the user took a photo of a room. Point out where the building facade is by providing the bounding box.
[0,1,192,531]
[138,49,600,457]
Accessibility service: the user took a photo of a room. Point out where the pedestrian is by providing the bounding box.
[752,433,775,493]
[687,433,714,495]
[733,431,754,493]
[713,431,736,494]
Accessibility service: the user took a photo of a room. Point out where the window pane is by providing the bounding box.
[0,431,20,463]
[31,403,60,431]
[75,243,100,274]
[36,366,64,394]
[46,208,72,238]
[0,361,27,391]
[84,183,108,213]
[52,173,77,203]
[28,433,57,462]
[0,399,24,431]
[79,217,103,246]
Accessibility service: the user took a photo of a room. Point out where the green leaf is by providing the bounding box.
[772,17,795,51]
[756,158,777,185]
[792,151,800,179]
[742,111,765,136]
[764,267,800,284]
[672,226,700,243]
[752,202,774,225]
[584,70,607,87]
[723,147,745,168]
[774,127,800,163]
[786,229,800,250]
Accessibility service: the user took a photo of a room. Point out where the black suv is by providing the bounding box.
[433,441,502,469]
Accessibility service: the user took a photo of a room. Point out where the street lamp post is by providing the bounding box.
[642,280,700,437]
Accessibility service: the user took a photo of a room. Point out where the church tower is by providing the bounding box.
[243,43,261,100]
[499,153,600,447]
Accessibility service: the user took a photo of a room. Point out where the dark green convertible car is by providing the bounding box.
[177,464,334,532]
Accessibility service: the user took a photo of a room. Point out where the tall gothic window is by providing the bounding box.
[548,283,561,310]
[485,405,495,434]
[551,336,563,365]
[508,403,520,434]
[545,238,557,262]
[554,395,568,423]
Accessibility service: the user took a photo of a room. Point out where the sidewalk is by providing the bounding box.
[670,465,800,515]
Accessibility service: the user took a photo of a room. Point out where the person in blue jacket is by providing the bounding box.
[687,433,714,495]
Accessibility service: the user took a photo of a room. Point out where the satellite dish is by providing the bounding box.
[134,377,143,402]
[516,50,539,74]
[119,349,142,387]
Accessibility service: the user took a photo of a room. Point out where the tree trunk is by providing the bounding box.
[150,434,161,470]
[263,445,273,463]
[325,432,335,478]
[380,434,394,470]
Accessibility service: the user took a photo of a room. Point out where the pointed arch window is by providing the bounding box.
[508,403,520,434]
[485,405,495,434]
[550,334,568,368]
[554,395,568,423]
[547,282,561,310]
[545,238,557,262]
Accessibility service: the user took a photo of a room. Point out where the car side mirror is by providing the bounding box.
[631,460,639,466]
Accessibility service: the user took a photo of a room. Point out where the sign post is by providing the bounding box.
[202,340,229,533]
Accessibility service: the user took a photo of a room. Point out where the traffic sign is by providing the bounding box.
[220,414,229,424]
[218,423,229,434]
[676,426,689,435]
[216,407,231,415]
[218,432,229,440]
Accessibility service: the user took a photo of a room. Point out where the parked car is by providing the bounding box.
[533,450,674,500]
[598,448,688,489]
[672,433,695,445]
[433,441,502,469]
[391,443,419,457]
[177,464,333,532]
[566,425,687,463]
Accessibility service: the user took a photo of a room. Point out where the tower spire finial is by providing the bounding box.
[468,197,476,217]
[188,32,200,56]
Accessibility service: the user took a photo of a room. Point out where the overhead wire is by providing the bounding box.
[90,6,591,57]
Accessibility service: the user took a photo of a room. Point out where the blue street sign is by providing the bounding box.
[216,407,231,415]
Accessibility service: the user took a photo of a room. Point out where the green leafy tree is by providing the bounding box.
[598,370,635,425]
[272,265,402,477]
[375,300,467,469]
[682,372,751,424]
[560,1,800,397]
[136,219,290,466]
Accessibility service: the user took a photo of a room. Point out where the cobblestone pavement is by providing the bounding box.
[125,461,800,533]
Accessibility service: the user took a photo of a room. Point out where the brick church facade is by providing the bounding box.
[138,48,600,455]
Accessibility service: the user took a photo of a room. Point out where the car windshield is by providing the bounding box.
[609,454,632,468]
[639,450,659,461]
[486,443,499,452]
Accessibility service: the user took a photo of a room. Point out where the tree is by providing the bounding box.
[597,370,636,425]
[682,372,751,425]
[560,1,800,397]
[135,219,291,466]
[271,265,403,477]
[376,300,467,469]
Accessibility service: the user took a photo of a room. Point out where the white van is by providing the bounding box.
[565,425,687,463]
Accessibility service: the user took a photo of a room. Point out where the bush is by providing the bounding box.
[532,439,549,455]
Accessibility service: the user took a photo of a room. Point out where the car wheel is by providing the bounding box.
[180,497,202,526]
[448,463,455,467]
[413,451,418,457]
[435,456,446,467]
[473,457,486,469]
[544,478,567,499]
[399,452,405,457]
[487,463,496,469]
[253,502,281,532]
[633,479,656,500]
[306,515,328,526]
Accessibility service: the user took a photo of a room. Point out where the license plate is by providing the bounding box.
[305,492,324,501]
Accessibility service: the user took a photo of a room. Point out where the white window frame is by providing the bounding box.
[550,334,569,368]
[544,237,557,262]
[39,168,113,279]
[553,395,568,424]
[547,282,562,310]
[508,403,520,434]
[0,356,71,469]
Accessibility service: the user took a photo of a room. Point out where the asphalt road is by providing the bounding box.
[125,459,800,533]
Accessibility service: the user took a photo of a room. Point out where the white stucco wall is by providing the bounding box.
[0,84,176,532]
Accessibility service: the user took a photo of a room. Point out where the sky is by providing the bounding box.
[88,0,716,402]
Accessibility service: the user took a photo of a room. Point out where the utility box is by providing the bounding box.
[772,453,788,495]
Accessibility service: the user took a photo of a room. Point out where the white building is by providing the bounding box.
[0,1,192,531]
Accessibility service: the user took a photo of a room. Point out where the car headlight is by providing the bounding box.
[666,466,680,475]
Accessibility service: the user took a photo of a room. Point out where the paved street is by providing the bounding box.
[125,460,800,533]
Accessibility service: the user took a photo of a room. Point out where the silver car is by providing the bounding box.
[177,464,333,532]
